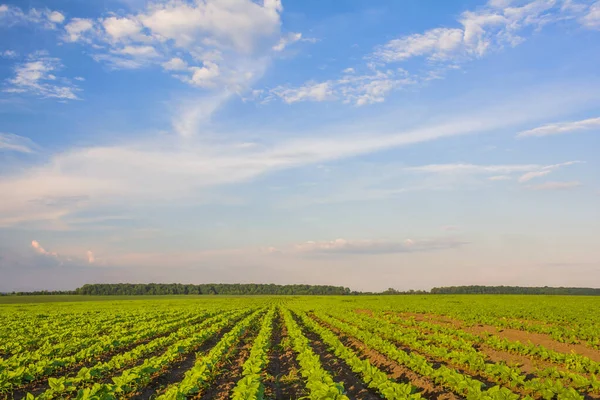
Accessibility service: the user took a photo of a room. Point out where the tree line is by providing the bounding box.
[3,284,599,296]
[75,283,351,296]
[430,285,600,295]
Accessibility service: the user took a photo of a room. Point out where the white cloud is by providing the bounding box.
[57,0,285,93]
[31,240,57,256]
[102,16,143,42]
[268,70,415,106]
[271,81,334,103]
[74,76,85,81]
[113,45,160,58]
[162,57,188,71]
[63,18,95,42]
[0,133,36,153]
[528,181,582,190]
[580,1,600,28]
[186,61,221,88]
[48,11,65,24]
[278,0,597,106]
[343,67,355,74]
[138,0,282,51]
[373,28,464,62]
[0,4,65,29]
[4,53,81,100]
[517,117,600,137]
[1,50,18,58]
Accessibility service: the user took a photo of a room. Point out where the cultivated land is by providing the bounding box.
[1,295,600,399]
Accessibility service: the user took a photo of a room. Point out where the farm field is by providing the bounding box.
[1,295,600,399]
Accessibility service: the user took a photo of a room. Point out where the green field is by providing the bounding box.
[1,295,600,399]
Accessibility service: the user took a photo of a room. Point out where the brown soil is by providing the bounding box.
[292,313,381,399]
[389,311,600,363]
[130,319,239,400]
[355,309,374,317]
[264,312,306,400]
[11,328,181,400]
[468,326,600,363]
[341,314,505,390]
[381,312,600,398]
[392,312,463,327]
[477,344,546,374]
[309,314,461,400]
[196,327,257,400]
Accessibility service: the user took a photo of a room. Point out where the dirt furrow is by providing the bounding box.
[310,314,462,400]
[292,312,381,400]
[263,311,306,400]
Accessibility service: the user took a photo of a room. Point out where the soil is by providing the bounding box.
[130,319,238,400]
[263,312,306,400]
[309,314,462,400]
[12,328,179,400]
[381,312,600,398]
[468,326,600,363]
[389,311,600,364]
[196,328,256,400]
[292,313,381,399]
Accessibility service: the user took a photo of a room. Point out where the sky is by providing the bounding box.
[0,0,599,292]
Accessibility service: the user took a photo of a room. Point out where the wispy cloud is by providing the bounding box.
[4,52,81,100]
[488,175,511,181]
[407,160,582,186]
[518,170,551,182]
[580,1,600,29]
[270,0,600,106]
[517,116,600,137]
[282,237,468,255]
[0,133,37,153]
[31,240,57,256]
[267,69,415,106]
[0,83,596,227]
[405,163,540,174]
[30,239,98,266]
[527,181,582,190]
[516,161,582,182]
[1,50,18,58]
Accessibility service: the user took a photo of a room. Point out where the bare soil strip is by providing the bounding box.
[382,314,557,375]
[390,311,600,363]
[309,314,461,400]
[263,312,306,400]
[341,314,503,390]
[377,312,600,398]
[469,326,600,363]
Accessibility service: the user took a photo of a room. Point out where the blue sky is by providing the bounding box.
[0,0,599,292]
